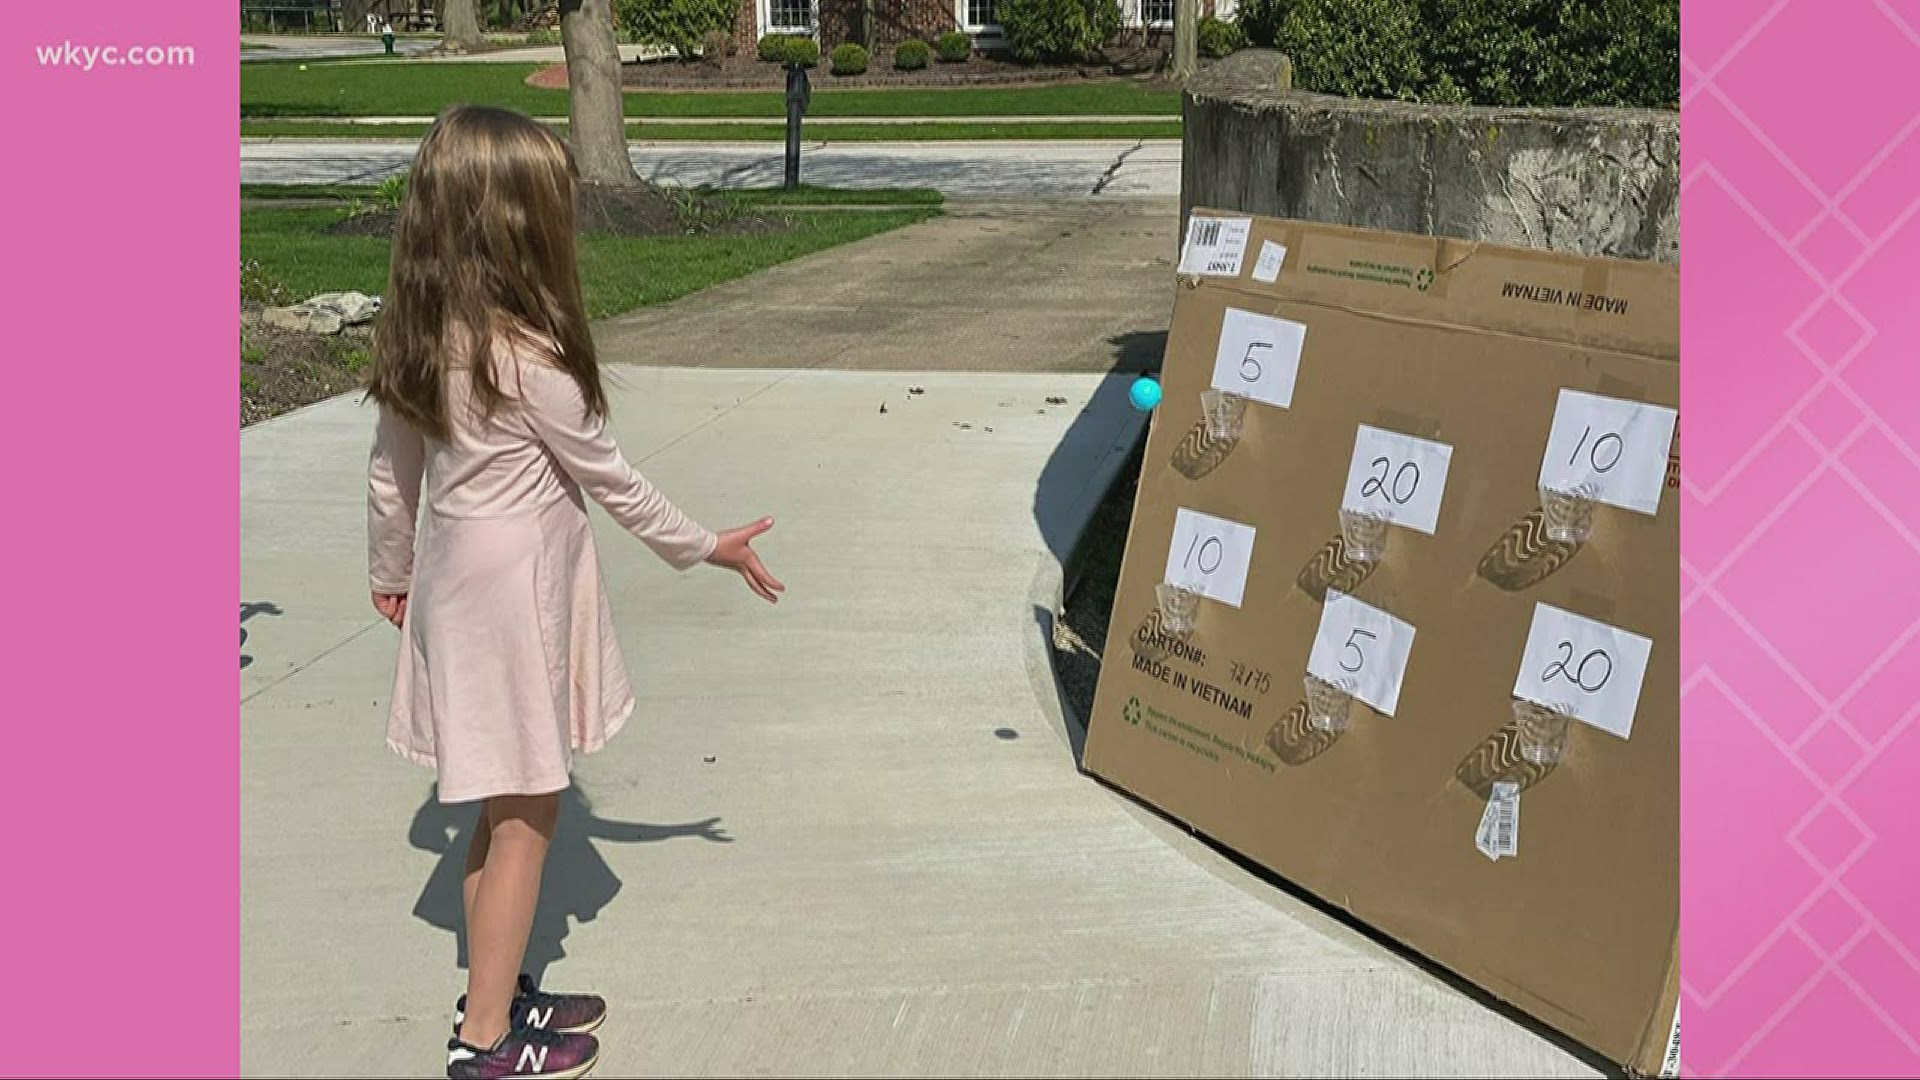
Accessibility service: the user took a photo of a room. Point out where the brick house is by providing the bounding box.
[729,0,1237,56]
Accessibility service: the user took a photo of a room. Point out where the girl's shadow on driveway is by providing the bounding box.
[408,784,732,982]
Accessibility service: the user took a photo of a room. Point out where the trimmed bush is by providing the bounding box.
[785,35,820,67]
[1273,0,1677,109]
[894,39,932,70]
[614,0,735,59]
[997,0,1121,64]
[936,30,972,62]
[756,33,819,66]
[831,42,869,76]
[1198,16,1243,59]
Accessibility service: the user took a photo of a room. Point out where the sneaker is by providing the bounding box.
[456,974,607,1036]
[446,1022,598,1079]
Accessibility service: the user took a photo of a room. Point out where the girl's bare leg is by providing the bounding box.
[456,792,559,1048]
[462,803,491,949]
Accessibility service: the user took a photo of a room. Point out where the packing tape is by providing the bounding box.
[1595,371,1650,403]
[1569,588,1617,622]
[1372,408,1443,440]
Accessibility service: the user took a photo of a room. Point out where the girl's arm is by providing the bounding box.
[518,361,718,570]
[367,404,425,594]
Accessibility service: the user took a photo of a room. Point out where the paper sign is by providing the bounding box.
[1251,240,1288,283]
[1476,781,1520,860]
[1341,425,1455,534]
[1538,389,1678,515]
[1165,507,1257,608]
[1513,602,1653,739]
[1211,308,1306,409]
[1177,215,1252,277]
[1307,589,1417,715]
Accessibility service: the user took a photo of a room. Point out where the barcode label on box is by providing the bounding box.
[1476,781,1520,860]
[1179,215,1252,277]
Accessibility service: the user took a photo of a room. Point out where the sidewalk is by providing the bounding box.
[239,202,1602,1077]
[244,115,1176,126]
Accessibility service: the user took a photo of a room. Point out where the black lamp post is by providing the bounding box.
[784,59,812,191]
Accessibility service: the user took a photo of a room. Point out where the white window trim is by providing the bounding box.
[955,0,1002,34]
[757,0,818,38]
[1127,0,1174,29]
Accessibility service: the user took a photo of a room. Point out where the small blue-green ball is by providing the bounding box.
[1129,376,1162,412]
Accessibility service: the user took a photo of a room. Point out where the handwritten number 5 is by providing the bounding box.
[1341,628,1376,673]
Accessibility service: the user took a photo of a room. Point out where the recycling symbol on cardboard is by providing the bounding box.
[1124,696,1143,725]
[1415,267,1434,292]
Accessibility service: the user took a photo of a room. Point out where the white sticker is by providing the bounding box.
[1538,389,1678,515]
[1178,215,1253,277]
[1661,1003,1681,1078]
[1340,425,1455,535]
[1306,589,1417,716]
[1476,781,1521,860]
[1251,240,1288,283]
[1512,602,1653,739]
[1210,307,1306,410]
[1165,507,1258,608]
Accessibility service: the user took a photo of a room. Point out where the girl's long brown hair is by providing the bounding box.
[365,105,605,440]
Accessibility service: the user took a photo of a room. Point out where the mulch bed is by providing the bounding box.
[241,309,373,426]
[525,41,1176,92]
[325,182,782,238]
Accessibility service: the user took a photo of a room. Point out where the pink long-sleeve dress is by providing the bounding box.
[367,338,716,804]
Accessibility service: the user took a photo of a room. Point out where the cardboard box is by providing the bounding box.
[1085,213,1679,1074]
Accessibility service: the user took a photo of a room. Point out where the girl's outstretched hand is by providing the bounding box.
[706,517,785,604]
[372,591,408,628]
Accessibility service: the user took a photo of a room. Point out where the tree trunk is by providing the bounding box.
[444,0,486,51]
[1170,0,1198,81]
[559,0,640,185]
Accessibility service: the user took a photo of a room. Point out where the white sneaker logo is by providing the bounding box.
[525,1004,554,1029]
[516,1042,549,1073]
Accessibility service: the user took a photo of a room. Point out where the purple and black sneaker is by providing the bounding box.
[456,974,607,1036]
[446,1020,598,1079]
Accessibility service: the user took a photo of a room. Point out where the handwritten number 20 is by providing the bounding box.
[1541,640,1612,692]
[1360,457,1420,504]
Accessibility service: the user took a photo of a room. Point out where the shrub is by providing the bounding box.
[1197,16,1243,59]
[614,0,735,59]
[701,27,733,63]
[997,0,1121,64]
[785,35,820,66]
[894,39,932,70]
[1273,0,1677,109]
[831,43,869,75]
[936,30,972,62]
[757,33,789,61]
[1233,0,1292,47]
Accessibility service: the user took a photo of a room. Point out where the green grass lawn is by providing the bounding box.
[242,183,945,207]
[241,60,1181,118]
[241,204,937,319]
[242,119,1181,140]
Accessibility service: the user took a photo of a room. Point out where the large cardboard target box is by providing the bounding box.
[1084,213,1680,1075]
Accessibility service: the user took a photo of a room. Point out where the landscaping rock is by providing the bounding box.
[262,291,382,335]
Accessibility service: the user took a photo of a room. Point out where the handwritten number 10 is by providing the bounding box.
[1541,640,1612,692]
[1569,425,1624,472]
[1184,534,1223,575]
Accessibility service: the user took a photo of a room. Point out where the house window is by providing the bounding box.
[961,0,998,31]
[764,0,814,35]
[1140,0,1174,26]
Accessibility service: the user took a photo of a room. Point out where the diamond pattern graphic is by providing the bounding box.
[1685,2,1920,1076]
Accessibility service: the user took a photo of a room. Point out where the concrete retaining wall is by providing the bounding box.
[1182,50,1679,263]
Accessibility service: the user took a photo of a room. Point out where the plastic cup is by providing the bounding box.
[1200,389,1248,441]
[1540,483,1598,543]
[1156,582,1200,635]
[1304,674,1356,732]
[1338,508,1388,563]
[1513,698,1571,765]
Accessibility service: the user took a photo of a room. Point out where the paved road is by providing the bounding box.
[241,202,1601,1077]
[240,139,1184,198]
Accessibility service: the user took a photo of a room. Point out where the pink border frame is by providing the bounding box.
[1682,1,1920,1076]
[1,5,238,1078]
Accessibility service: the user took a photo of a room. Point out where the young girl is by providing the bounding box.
[365,105,783,1080]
